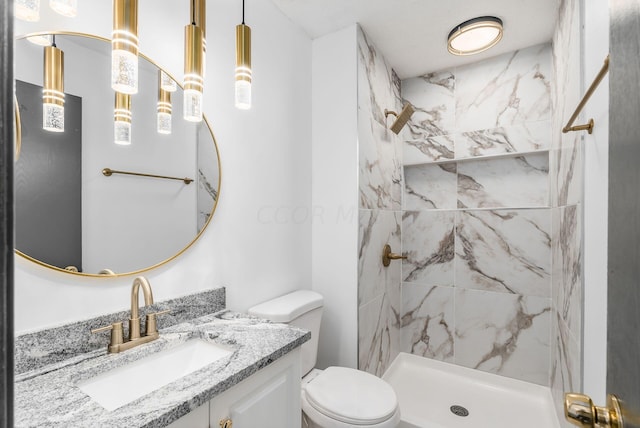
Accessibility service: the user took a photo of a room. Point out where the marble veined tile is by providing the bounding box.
[359,107,403,210]
[456,209,551,297]
[455,289,551,385]
[402,210,455,285]
[550,132,583,208]
[404,134,454,165]
[400,283,454,361]
[457,153,549,209]
[551,309,581,426]
[404,163,457,210]
[357,26,402,130]
[359,293,400,377]
[552,204,582,340]
[456,43,552,132]
[359,209,401,306]
[402,71,455,138]
[455,120,551,159]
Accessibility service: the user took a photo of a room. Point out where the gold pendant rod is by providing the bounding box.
[562,55,609,133]
[102,167,193,184]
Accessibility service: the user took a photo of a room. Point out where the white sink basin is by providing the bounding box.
[78,339,233,411]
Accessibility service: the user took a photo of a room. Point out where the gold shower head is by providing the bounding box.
[384,103,415,134]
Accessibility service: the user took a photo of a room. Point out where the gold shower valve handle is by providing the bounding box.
[564,392,623,428]
[219,418,233,428]
[382,244,406,267]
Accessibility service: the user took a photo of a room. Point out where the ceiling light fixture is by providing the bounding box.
[112,0,139,94]
[235,0,251,110]
[43,36,65,132]
[183,0,204,122]
[114,92,132,145]
[50,0,78,17]
[15,0,40,22]
[447,16,503,56]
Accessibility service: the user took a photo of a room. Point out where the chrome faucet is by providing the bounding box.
[92,276,169,353]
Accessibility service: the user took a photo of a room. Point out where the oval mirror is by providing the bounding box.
[14,32,220,276]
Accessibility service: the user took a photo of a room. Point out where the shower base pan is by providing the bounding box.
[383,353,561,428]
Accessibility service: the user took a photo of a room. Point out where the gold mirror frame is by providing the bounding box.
[14,95,21,162]
[14,31,222,278]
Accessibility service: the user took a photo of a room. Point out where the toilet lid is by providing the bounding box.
[304,367,398,425]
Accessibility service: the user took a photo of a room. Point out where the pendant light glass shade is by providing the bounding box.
[15,0,40,22]
[160,70,177,92]
[183,24,204,122]
[447,16,503,56]
[43,44,65,132]
[50,0,77,17]
[111,0,139,94]
[235,23,252,110]
[114,92,132,145]
[157,72,172,135]
[27,33,53,46]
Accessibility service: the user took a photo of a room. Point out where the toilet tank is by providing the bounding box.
[248,290,323,376]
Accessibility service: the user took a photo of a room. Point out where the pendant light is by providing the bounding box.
[15,0,40,22]
[114,92,132,145]
[112,0,139,94]
[192,0,206,77]
[183,0,204,122]
[157,71,172,135]
[235,0,251,110]
[159,70,177,92]
[43,36,65,133]
[50,0,78,17]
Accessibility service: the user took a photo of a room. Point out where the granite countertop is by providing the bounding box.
[15,311,310,428]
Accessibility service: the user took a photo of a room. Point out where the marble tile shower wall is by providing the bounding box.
[356,26,403,377]
[399,43,554,386]
[550,0,584,425]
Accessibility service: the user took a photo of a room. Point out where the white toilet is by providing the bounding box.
[248,290,401,428]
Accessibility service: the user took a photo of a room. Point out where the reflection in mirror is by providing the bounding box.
[14,33,220,276]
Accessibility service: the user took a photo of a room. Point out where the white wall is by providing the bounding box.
[14,0,312,333]
[311,25,359,369]
[582,0,609,404]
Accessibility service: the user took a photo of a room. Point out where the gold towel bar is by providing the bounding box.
[102,168,193,185]
[562,55,609,134]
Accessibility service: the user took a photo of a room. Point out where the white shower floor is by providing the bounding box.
[382,353,560,428]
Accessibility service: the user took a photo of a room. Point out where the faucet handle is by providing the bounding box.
[145,309,170,336]
[91,321,124,350]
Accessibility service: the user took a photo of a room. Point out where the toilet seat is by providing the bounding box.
[302,367,400,427]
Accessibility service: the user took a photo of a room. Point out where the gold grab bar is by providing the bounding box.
[102,168,193,185]
[562,55,609,134]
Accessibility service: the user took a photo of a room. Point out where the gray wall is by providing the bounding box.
[15,80,82,271]
[608,0,640,424]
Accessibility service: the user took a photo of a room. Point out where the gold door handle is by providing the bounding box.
[382,244,406,267]
[219,418,233,428]
[564,392,623,428]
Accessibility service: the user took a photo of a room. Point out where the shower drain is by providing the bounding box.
[450,405,469,417]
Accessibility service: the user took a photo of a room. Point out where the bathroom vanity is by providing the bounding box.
[14,290,310,428]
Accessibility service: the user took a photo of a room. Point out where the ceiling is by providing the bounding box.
[270,0,560,79]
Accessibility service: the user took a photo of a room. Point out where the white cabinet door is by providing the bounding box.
[210,350,301,428]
